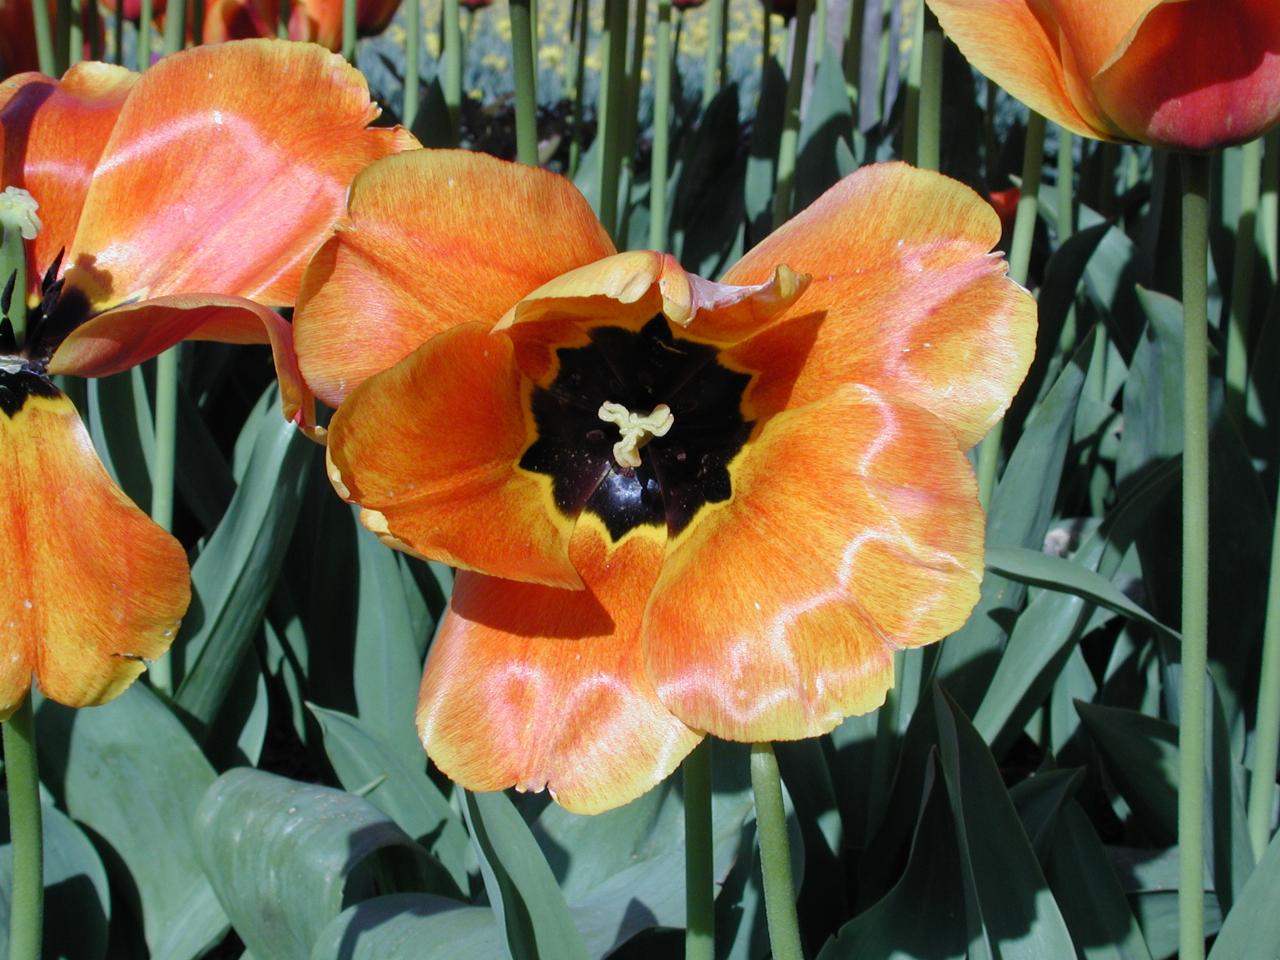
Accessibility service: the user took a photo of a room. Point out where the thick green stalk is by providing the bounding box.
[567,0,590,178]
[194,0,205,44]
[342,0,356,61]
[138,0,153,70]
[1263,130,1279,281]
[55,0,71,74]
[163,0,186,54]
[771,0,814,227]
[32,0,56,74]
[750,743,803,960]
[814,0,827,57]
[404,0,421,130]
[624,0,650,164]
[444,0,462,142]
[916,3,942,173]
[113,3,124,65]
[148,346,179,696]
[597,0,629,239]
[1225,138,1262,427]
[684,739,714,960]
[67,0,84,67]
[841,0,864,107]
[976,111,1045,509]
[1,220,28,344]
[702,0,724,107]
[510,0,539,165]
[901,0,922,166]
[1058,130,1078,353]
[1250,466,1280,859]
[650,0,674,252]
[4,697,44,960]
[1178,150,1211,960]
[86,0,103,60]
[762,2,773,67]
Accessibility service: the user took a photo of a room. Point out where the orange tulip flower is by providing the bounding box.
[0,39,413,718]
[294,150,1036,813]
[927,0,1280,152]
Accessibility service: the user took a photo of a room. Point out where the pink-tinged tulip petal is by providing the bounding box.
[326,322,582,588]
[722,163,1036,449]
[294,149,614,406]
[644,385,984,742]
[48,292,316,434]
[1091,0,1280,151]
[288,0,402,50]
[67,40,415,313]
[0,383,189,718]
[419,523,701,815]
[0,63,136,298]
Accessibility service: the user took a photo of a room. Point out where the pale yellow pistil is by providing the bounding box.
[598,401,675,469]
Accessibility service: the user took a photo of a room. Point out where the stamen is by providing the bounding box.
[598,401,675,468]
[0,187,42,240]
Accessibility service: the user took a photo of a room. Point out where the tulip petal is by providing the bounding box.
[67,39,413,311]
[644,385,984,743]
[722,163,1036,449]
[926,0,1114,140]
[48,293,316,434]
[418,522,701,815]
[326,321,582,588]
[1091,0,1280,151]
[294,149,613,406]
[0,380,189,719]
[0,63,136,299]
[289,0,401,50]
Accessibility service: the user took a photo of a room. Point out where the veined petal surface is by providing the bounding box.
[722,163,1035,449]
[326,322,581,588]
[0,63,135,299]
[0,383,189,718]
[48,292,316,433]
[644,386,984,743]
[295,149,613,406]
[418,523,701,815]
[67,39,413,311]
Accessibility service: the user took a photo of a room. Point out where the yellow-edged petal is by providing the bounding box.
[0,377,189,718]
[643,385,984,742]
[722,163,1036,449]
[418,522,700,815]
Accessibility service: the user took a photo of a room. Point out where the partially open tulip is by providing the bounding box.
[927,0,1280,151]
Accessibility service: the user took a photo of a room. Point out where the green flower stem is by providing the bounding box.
[814,0,827,57]
[278,0,290,39]
[842,0,864,106]
[1178,150,1211,960]
[510,0,539,165]
[138,0,153,70]
[1,221,28,344]
[1263,130,1279,281]
[1058,130,1077,352]
[762,2,773,67]
[32,0,55,74]
[4,696,44,960]
[624,0,650,164]
[597,0,628,239]
[55,0,71,74]
[148,346,180,696]
[750,743,803,960]
[86,0,102,60]
[403,0,421,129]
[1225,138,1262,427]
[771,0,814,227]
[901,0,922,166]
[1250,462,1280,859]
[444,0,463,143]
[567,0,590,178]
[649,0,673,252]
[113,3,124,65]
[193,0,205,44]
[702,0,724,108]
[976,111,1045,509]
[68,0,85,67]
[163,0,186,55]
[342,0,356,61]
[684,739,714,960]
[916,4,942,173]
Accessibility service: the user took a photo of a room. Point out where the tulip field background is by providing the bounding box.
[3,1,1280,959]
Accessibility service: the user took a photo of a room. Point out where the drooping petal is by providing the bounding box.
[644,385,984,743]
[1091,0,1280,151]
[0,63,136,298]
[66,39,414,311]
[294,148,613,406]
[326,321,581,588]
[418,522,701,815]
[0,379,189,719]
[926,0,1114,140]
[722,163,1036,449]
[47,293,316,434]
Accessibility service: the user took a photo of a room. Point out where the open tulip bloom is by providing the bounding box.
[294,150,1037,814]
[0,39,412,718]
[926,0,1280,152]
